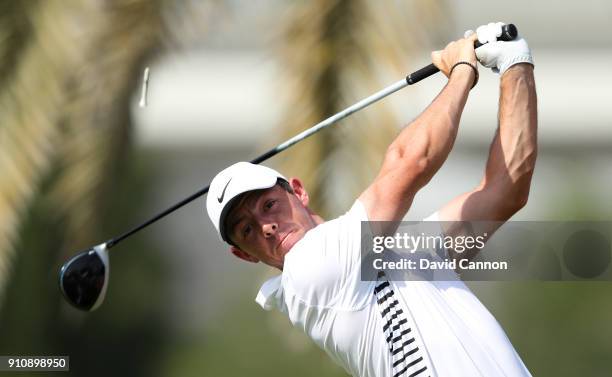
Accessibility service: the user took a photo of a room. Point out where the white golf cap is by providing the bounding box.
[206,162,286,244]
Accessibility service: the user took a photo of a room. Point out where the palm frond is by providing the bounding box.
[47,0,163,253]
[0,0,164,304]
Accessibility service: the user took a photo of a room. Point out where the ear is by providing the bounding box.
[288,177,309,206]
[230,246,260,264]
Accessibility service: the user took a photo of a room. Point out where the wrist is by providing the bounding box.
[499,54,534,76]
[501,63,534,85]
[450,61,479,89]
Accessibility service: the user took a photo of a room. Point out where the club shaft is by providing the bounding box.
[251,79,408,164]
[106,77,416,249]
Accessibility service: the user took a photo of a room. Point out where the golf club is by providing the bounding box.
[59,24,518,311]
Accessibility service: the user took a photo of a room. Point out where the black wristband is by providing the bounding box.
[450,61,479,89]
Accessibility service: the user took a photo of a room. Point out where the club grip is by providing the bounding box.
[405,23,518,85]
[406,64,440,85]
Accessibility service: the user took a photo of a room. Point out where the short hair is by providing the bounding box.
[276,178,294,194]
[223,178,292,245]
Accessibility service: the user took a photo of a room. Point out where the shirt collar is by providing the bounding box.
[255,275,282,310]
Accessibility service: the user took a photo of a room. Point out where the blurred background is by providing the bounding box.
[1,0,611,376]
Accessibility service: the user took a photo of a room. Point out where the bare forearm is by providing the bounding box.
[360,35,479,223]
[389,66,474,186]
[483,64,537,207]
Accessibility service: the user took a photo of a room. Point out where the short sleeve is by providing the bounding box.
[422,211,440,222]
[421,211,451,261]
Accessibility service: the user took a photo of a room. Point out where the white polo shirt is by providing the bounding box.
[256,200,531,377]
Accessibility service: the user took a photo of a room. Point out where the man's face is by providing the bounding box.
[225,179,319,270]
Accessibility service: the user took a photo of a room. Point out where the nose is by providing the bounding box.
[262,222,278,238]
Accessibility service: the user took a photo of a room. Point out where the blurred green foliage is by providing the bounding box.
[161,292,347,377]
[476,282,612,377]
[0,153,169,377]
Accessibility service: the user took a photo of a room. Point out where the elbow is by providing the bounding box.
[489,149,537,215]
[502,189,529,219]
[501,170,534,215]
[481,166,535,218]
[510,185,530,212]
[512,155,537,211]
[479,183,530,220]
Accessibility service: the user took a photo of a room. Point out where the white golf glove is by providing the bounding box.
[464,22,534,75]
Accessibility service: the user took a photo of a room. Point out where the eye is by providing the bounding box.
[242,224,252,238]
[264,200,276,210]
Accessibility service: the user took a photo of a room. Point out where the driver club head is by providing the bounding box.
[59,243,110,311]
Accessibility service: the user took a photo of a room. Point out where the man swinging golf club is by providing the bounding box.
[206,22,536,377]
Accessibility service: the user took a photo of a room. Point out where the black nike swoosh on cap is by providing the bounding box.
[217,178,232,203]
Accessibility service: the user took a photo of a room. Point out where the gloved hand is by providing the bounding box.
[464,22,534,75]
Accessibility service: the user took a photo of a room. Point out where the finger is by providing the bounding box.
[476,25,489,44]
[480,23,497,44]
[493,22,504,37]
[466,32,478,43]
[431,50,442,65]
[464,29,475,39]
[431,50,449,77]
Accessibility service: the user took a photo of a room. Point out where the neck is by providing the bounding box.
[307,208,325,226]
[312,214,325,225]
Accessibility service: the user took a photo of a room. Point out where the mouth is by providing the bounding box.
[277,231,295,253]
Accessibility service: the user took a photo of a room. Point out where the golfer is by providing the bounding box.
[206,22,536,377]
